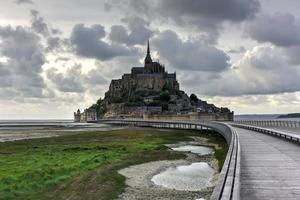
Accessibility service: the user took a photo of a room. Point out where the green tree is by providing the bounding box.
[110,96,123,103]
[160,91,170,102]
[190,93,199,102]
[95,98,107,118]
[162,82,172,92]
[162,103,169,111]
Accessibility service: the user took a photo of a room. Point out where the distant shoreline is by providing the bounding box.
[277,113,300,119]
[234,114,300,121]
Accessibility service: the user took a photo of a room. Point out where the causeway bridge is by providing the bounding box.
[99,119,300,200]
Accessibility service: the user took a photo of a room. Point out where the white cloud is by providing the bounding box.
[183,45,300,96]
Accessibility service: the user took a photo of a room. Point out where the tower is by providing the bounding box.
[144,40,152,64]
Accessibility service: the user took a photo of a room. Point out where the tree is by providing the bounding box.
[110,96,123,103]
[162,82,172,92]
[162,103,169,111]
[160,91,170,102]
[190,93,199,102]
[94,98,107,118]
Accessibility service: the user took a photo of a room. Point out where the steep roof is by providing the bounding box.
[144,40,152,64]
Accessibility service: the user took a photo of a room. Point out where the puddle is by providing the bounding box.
[151,162,214,191]
[171,145,213,155]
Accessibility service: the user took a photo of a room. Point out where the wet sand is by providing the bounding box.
[0,123,122,142]
[152,162,215,191]
[118,141,220,200]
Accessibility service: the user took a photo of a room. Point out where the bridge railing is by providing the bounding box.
[234,120,300,128]
[232,123,300,143]
[99,119,240,200]
[209,123,240,200]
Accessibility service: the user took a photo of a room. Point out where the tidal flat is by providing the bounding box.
[0,128,227,200]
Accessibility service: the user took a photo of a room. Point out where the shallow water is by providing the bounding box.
[171,145,213,155]
[151,162,214,191]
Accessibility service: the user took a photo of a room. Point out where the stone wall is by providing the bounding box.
[135,74,166,91]
[107,64,179,99]
[143,112,234,121]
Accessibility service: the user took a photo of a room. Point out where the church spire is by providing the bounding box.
[144,39,152,64]
[147,39,150,54]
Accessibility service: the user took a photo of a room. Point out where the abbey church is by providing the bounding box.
[105,41,179,100]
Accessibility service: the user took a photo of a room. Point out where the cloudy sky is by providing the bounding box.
[1,0,300,119]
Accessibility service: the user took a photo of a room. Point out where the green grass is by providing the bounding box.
[0,128,227,200]
[206,132,228,171]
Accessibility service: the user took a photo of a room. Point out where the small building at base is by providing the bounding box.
[74,108,98,122]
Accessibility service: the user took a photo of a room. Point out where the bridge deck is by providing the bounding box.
[235,127,300,199]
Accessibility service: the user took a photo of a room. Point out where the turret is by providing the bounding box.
[74,109,81,122]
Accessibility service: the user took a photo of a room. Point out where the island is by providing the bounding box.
[74,41,234,122]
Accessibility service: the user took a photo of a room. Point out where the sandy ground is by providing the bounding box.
[0,125,123,142]
[118,141,220,200]
[0,130,65,142]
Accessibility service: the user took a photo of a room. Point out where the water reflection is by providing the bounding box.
[171,145,213,155]
[151,162,214,191]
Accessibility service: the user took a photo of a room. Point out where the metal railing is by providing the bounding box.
[234,120,300,128]
[209,123,240,200]
[232,123,300,143]
[99,119,240,200]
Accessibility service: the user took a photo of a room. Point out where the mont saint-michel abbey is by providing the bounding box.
[106,41,179,101]
[74,41,233,122]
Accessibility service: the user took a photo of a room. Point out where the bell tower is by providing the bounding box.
[144,39,152,65]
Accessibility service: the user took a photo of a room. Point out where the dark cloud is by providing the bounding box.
[285,46,300,65]
[46,65,85,93]
[128,0,149,14]
[190,45,300,96]
[152,30,230,72]
[30,10,63,37]
[30,10,68,53]
[46,36,70,52]
[46,37,61,52]
[245,13,300,47]
[109,16,153,46]
[70,24,136,60]
[156,0,260,22]
[244,13,300,65]
[126,0,260,41]
[15,0,34,5]
[46,64,108,93]
[30,9,50,37]
[86,68,109,85]
[0,25,49,99]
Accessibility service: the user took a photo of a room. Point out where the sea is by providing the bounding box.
[234,114,300,121]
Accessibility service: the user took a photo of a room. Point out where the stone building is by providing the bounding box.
[105,40,179,100]
[73,108,98,122]
[74,109,81,122]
